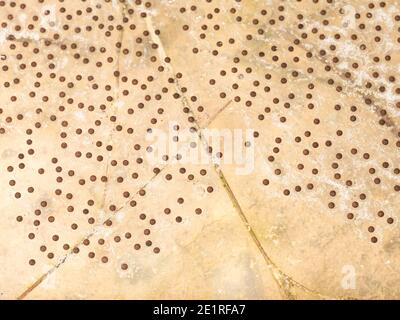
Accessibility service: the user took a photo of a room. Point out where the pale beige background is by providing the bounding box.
[0,0,399,299]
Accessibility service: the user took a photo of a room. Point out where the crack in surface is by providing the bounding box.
[16,1,367,300]
[202,99,233,128]
[144,9,357,300]
[17,2,132,299]
[100,2,128,210]
[17,163,167,299]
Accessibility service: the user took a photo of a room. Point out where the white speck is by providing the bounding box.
[74,111,86,121]
[116,100,125,108]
